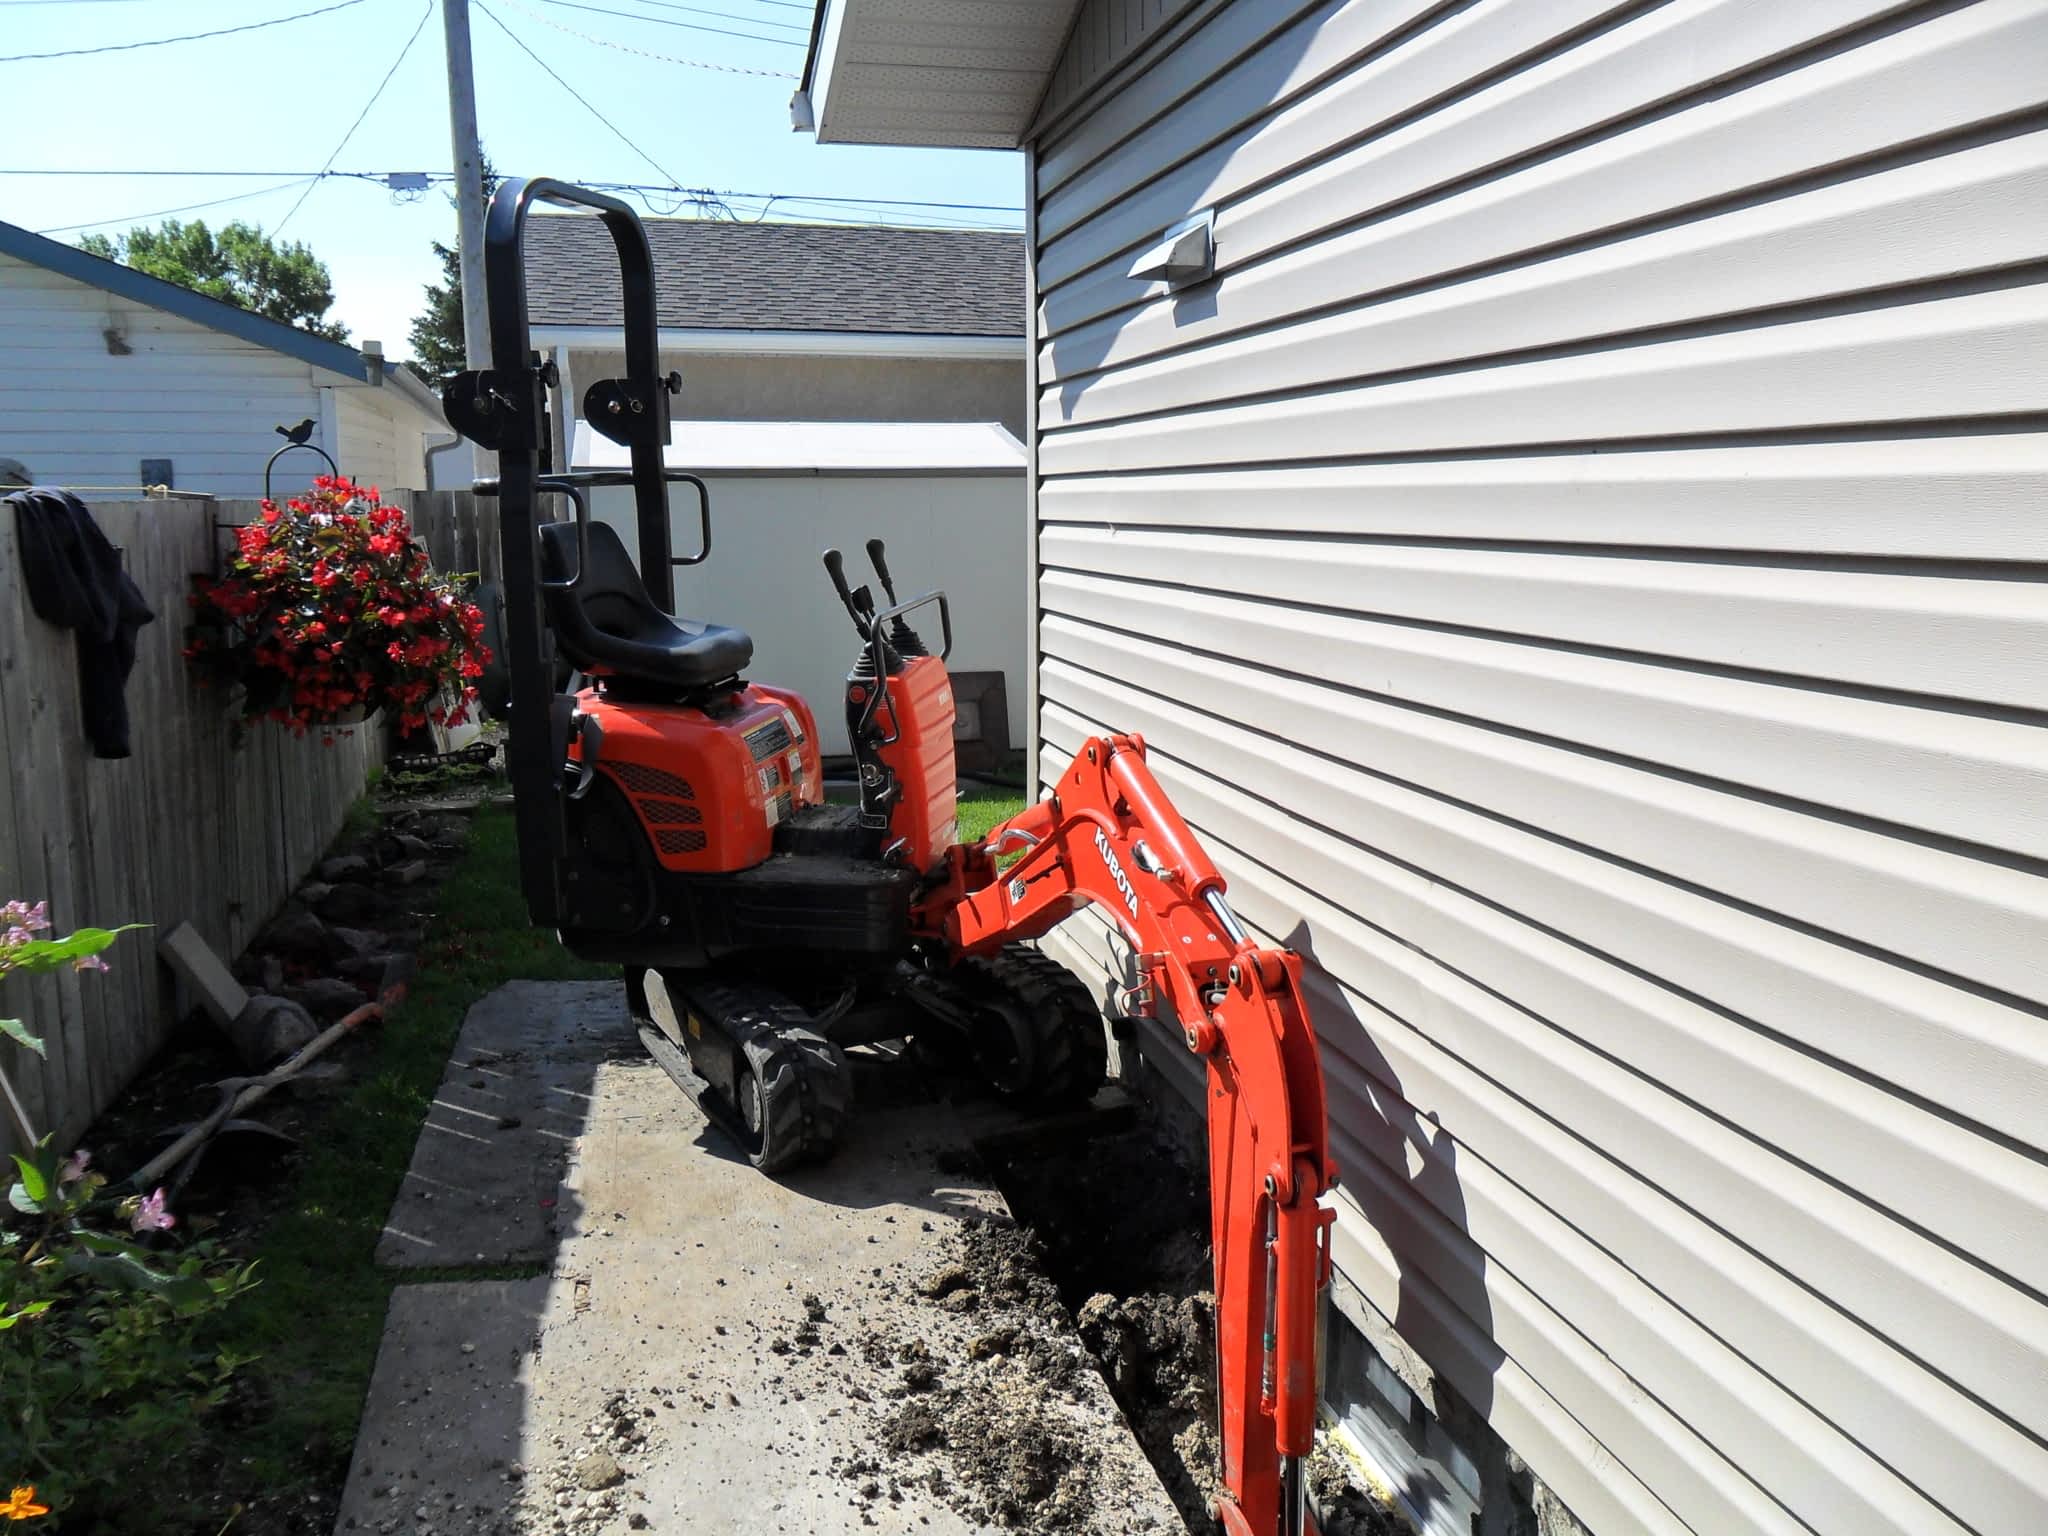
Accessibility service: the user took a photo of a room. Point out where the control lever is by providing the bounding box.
[865,538,928,657]
[822,548,869,634]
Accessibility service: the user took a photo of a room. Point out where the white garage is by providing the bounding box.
[572,418,1026,760]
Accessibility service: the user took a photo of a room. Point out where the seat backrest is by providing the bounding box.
[539,518,671,660]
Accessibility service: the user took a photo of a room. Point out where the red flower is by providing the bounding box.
[183,476,490,744]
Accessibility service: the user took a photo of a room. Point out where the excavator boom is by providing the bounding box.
[922,733,1336,1536]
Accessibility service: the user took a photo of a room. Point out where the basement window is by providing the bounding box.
[1323,1287,1482,1536]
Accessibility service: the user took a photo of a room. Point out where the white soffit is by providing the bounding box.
[572,419,1026,473]
[807,0,1080,147]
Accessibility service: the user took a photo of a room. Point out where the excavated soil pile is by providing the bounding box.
[976,1111,1405,1536]
[1308,1442,1407,1536]
[843,1220,1174,1534]
[979,1118,1224,1534]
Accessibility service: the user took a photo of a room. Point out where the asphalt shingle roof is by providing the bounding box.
[522,215,1025,337]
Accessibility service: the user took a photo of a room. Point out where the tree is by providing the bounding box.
[407,240,468,388]
[406,153,502,388]
[79,220,348,341]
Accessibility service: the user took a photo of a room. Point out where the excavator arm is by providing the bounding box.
[925,733,1336,1536]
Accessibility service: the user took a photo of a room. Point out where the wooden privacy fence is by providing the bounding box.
[0,488,489,1151]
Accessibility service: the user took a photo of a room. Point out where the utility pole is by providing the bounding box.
[442,0,490,370]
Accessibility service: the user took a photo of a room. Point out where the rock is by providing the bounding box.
[262,910,338,963]
[375,830,435,864]
[297,880,335,909]
[320,853,374,883]
[574,1453,624,1491]
[315,883,382,924]
[387,858,430,886]
[225,994,318,1067]
[328,926,381,961]
[283,976,369,1022]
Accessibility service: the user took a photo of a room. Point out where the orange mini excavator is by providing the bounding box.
[442,178,1337,1536]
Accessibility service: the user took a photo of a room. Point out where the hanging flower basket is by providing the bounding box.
[184,476,490,741]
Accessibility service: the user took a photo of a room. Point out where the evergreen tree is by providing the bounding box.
[407,155,501,386]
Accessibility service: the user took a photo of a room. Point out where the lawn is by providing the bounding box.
[114,806,607,1535]
[956,781,1027,844]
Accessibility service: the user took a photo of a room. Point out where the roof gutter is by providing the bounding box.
[530,325,1024,361]
[791,0,833,133]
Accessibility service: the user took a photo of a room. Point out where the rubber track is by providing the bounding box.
[688,980,850,1174]
[959,946,1110,1106]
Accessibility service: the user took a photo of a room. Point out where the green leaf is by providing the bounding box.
[0,1299,53,1330]
[0,924,146,977]
[0,1016,44,1057]
[60,1247,180,1297]
[70,1228,159,1263]
[10,1150,49,1205]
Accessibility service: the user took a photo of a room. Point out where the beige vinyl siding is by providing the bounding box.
[327,383,423,493]
[1026,3,2048,1535]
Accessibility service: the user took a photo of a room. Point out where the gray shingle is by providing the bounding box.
[522,215,1024,337]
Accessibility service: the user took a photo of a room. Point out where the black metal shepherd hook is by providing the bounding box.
[263,418,339,501]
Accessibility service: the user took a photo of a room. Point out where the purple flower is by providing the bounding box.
[130,1188,175,1233]
[72,953,109,974]
[0,899,49,949]
[58,1149,89,1185]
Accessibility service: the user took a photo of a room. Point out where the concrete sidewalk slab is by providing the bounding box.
[338,981,1182,1536]
[376,980,631,1268]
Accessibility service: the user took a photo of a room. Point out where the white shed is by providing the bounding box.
[798,5,2048,1536]
[0,218,446,499]
[572,418,1027,758]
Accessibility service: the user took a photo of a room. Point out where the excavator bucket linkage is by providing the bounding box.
[920,733,1337,1536]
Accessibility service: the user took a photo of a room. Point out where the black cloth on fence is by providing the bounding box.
[6,488,156,759]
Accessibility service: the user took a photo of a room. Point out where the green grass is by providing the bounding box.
[955,783,1026,844]
[179,807,605,1531]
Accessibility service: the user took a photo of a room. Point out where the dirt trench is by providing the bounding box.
[975,1115,1225,1535]
[888,1102,1402,1536]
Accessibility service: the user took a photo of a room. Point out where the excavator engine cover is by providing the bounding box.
[571,682,824,873]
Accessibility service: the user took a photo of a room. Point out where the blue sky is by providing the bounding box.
[0,0,1023,351]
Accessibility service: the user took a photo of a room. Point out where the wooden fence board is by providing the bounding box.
[0,496,392,1152]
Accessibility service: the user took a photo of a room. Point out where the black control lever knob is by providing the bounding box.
[865,538,900,604]
[865,537,928,658]
[823,548,870,634]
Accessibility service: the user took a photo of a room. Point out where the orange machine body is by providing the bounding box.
[849,653,957,873]
[573,682,824,874]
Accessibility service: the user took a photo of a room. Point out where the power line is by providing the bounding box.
[474,1,692,195]
[535,0,801,46]
[0,168,414,179]
[0,0,365,64]
[576,0,807,35]
[275,0,435,235]
[38,178,320,237]
[492,0,795,76]
[637,0,812,13]
[0,169,1023,215]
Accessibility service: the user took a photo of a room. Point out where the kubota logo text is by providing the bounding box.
[1095,829,1140,919]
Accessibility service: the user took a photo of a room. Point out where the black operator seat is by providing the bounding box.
[538,520,753,691]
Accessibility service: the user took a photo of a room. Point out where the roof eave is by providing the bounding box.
[530,324,1024,359]
[797,0,1071,149]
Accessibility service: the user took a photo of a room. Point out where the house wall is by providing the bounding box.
[566,348,1027,439]
[327,383,436,493]
[0,252,332,500]
[1025,4,2048,1536]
